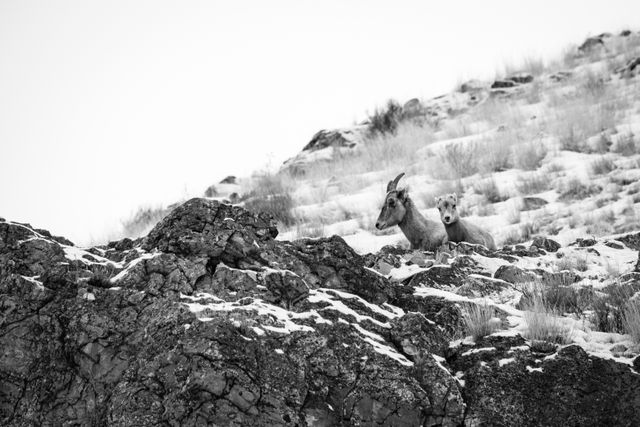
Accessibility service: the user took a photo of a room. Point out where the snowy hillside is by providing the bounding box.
[199,30,640,256]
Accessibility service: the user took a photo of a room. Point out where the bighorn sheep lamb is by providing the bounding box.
[435,193,497,250]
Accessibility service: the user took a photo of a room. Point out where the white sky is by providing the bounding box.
[1,0,639,244]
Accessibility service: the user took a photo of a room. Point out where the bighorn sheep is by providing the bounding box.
[375,173,446,251]
[435,193,497,250]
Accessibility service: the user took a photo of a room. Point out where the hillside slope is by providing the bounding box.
[3,200,640,425]
[215,29,640,255]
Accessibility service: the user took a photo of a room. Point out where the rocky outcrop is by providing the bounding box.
[0,200,466,426]
[450,340,640,426]
[281,127,367,175]
[3,202,640,426]
[617,57,640,78]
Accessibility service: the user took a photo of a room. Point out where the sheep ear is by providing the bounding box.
[397,188,407,201]
[434,196,440,205]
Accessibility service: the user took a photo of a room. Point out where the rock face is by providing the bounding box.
[2,200,640,426]
[0,199,465,426]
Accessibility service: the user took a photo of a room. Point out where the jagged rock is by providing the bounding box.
[494,265,537,284]
[457,344,640,426]
[572,237,596,247]
[617,57,640,78]
[579,35,606,53]
[389,312,448,357]
[1,200,472,426]
[618,231,640,250]
[491,79,518,89]
[549,70,572,82]
[220,175,237,184]
[507,73,534,84]
[531,236,561,252]
[605,240,625,249]
[143,198,278,266]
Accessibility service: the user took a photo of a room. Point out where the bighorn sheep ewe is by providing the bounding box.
[435,193,497,250]
[375,173,446,251]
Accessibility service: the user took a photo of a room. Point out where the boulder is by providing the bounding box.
[494,265,537,284]
[491,79,518,89]
[578,36,606,53]
[521,196,548,211]
[219,175,237,184]
[531,236,561,252]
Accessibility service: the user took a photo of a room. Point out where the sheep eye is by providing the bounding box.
[452,204,456,209]
[389,200,396,207]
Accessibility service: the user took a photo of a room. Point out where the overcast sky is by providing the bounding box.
[1,0,639,244]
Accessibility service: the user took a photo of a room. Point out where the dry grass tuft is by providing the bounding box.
[463,302,499,341]
[623,300,640,343]
[523,291,573,346]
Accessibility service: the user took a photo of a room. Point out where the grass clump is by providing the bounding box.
[243,172,296,226]
[590,156,616,175]
[514,141,548,171]
[591,283,640,333]
[523,291,573,347]
[516,173,550,195]
[436,142,479,179]
[612,133,637,156]
[558,178,601,201]
[623,300,640,343]
[463,302,499,340]
[473,178,507,203]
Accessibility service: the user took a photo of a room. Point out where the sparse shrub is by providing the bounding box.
[476,201,496,217]
[613,133,636,156]
[554,253,588,273]
[436,142,479,179]
[502,229,522,245]
[581,70,607,98]
[516,173,550,195]
[506,205,521,224]
[473,179,506,203]
[623,300,640,343]
[293,221,325,239]
[519,222,538,242]
[519,281,592,314]
[543,162,565,174]
[584,209,616,235]
[479,137,514,173]
[590,156,616,175]
[591,283,640,333]
[367,99,404,137]
[514,141,547,171]
[523,292,573,346]
[463,302,499,340]
[244,173,296,226]
[121,205,171,239]
[558,178,601,201]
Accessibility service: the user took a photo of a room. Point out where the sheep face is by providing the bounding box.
[376,189,407,229]
[436,193,459,225]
